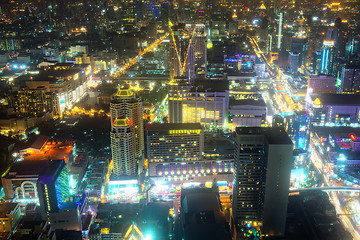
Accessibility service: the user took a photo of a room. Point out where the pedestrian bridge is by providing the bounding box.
[289,186,360,193]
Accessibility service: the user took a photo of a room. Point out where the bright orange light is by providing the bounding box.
[350,134,356,141]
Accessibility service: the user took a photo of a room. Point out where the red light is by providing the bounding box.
[244,7,248,9]
[350,134,356,141]
[128,118,132,126]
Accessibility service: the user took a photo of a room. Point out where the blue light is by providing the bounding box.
[225,58,238,62]
[13,65,18,69]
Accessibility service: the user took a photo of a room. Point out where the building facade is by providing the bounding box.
[168,80,229,127]
[110,117,136,176]
[320,40,336,75]
[110,87,144,159]
[308,94,360,126]
[37,160,70,220]
[233,127,293,237]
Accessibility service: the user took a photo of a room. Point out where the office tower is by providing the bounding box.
[110,87,144,158]
[110,117,136,176]
[190,24,207,79]
[37,160,70,220]
[340,65,360,94]
[321,40,336,75]
[312,51,322,74]
[276,12,283,50]
[233,127,293,237]
[169,23,207,81]
[288,52,300,74]
[345,36,360,59]
[169,23,194,80]
[326,28,339,44]
[291,37,308,67]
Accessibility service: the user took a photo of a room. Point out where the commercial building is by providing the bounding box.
[0,202,22,233]
[312,51,322,74]
[110,117,136,176]
[228,98,267,127]
[168,79,229,127]
[146,123,204,162]
[233,127,293,237]
[2,137,74,200]
[339,65,360,94]
[110,87,144,159]
[37,159,70,220]
[308,94,360,126]
[320,40,336,75]
[8,87,60,117]
[308,75,337,94]
[288,52,300,74]
[283,111,310,151]
[180,187,232,240]
[23,63,91,113]
[291,36,308,67]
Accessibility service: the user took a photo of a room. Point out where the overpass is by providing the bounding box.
[289,186,360,193]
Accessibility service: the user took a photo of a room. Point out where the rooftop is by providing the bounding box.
[310,93,360,106]
[235,127,293,145]
[146,123,202,131]
[0,202,18,218]
[229,98,266,107]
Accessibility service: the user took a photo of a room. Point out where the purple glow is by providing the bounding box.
[217,162,219,172]
[187,164,188,173]
[223,162,225,172]
[211,162,213,171]
[199,163,201,172]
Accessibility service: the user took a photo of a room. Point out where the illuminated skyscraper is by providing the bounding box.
[37,160,70,220]
[110,117,136,176]
[233,127,293,237]
[110,87,144,159]
[321,40,336,75]
[169,23,207,80]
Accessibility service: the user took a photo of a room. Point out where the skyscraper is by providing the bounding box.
[312,51,322,74]
[37,160,70,220]
[110,87,144,159]
[110,117,136,176]
[169,23,207,81]
[233,127,293,237]
[340,65,360,94]
[321,40,336,75]
[288,52,300,73]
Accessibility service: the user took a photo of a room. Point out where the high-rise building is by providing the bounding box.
[233,127,293,237]
[345,36,360,59]
[320,40,336,75]
[312,51,322,74]
[291,37,308,67]
[110,117,136,176]
[37,160,70,220]
[340,65,360,94]
[169,23,207,81]
[110,87,144,159]
[288,52,300,73]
